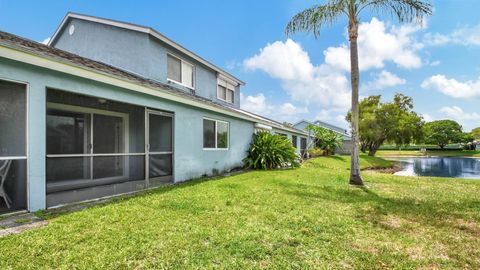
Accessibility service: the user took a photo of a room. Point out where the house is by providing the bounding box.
[0,13,309,214]
[294,120,352,155]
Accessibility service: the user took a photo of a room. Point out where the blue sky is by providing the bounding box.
[1,0,479,131]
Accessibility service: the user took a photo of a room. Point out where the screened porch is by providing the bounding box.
[46,89,174,207]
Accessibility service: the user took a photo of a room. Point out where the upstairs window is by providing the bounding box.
[167,54,194,89]
[217,78,235,104]
[203,118,229,150]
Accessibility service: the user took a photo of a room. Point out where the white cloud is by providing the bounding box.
[243,18,429,128]
[422,113,434,122]
[41,37,51,45]
[324,18,423,71]
[421,75,480,98]
[240,93,273,115]
[244,39,313,81]
[439,106,480,131]
[365,70,406,90]
[429,60,441,66]
[439,106,480,121]
[424,24,480,46]
[244,39,351,114]
[240,93,308,122]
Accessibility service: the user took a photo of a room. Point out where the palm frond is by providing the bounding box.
[363,0,432,23]
[285,0,346,38]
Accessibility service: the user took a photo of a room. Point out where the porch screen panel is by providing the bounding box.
[47,110,90,154]
[0,80,27,213]
[149,154,172,178]
[93,114,124,154]
[148,113,173,179]
[148,114,172,153]
[0,81,26,157]
[46,157,91,184]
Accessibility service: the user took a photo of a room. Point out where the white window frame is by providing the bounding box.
[167,53,195,90]
[203,117,229,151]
[217,78,236,104]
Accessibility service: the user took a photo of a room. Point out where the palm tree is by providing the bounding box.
[286,0,432,185]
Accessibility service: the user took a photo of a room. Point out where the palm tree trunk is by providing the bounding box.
[348,20,364,186]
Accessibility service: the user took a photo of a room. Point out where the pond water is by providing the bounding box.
[387,157,480,179]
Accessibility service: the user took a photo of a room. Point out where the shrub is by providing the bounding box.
[308,148,326,157]
[243,131,299,170]
[305,124,343,155]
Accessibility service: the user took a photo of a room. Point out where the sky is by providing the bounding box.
[1,0,479,131]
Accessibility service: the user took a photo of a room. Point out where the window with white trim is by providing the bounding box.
[203,118,229,149]
[167,54,194,89]
[217,78,235,104]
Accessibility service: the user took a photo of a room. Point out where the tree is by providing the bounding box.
[285,0,432,186]
[423,120,463,150]
[306,124,344,155]
[461,132,476,150]
[470,127,480,140]
[346,93,424,156]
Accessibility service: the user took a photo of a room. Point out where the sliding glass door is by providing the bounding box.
[46,104,129,193]
[147,111,173,184]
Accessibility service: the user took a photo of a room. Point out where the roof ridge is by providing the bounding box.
[48,12,245,85]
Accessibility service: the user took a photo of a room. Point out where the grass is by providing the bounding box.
[1,156,479,269]
[14,218,30,224]
[377,149,480,157]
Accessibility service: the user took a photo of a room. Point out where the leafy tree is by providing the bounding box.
[423,120,463,150]
[347,93,424,156]
[470,127,480,140]
[285,0,432,186]
[461,132,476,150]
[243,131,299,170]
[306,124,343,155]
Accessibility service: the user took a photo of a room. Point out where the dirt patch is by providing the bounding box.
[365,163,403,174]
[455,219,480,236]
[0,220,49,237]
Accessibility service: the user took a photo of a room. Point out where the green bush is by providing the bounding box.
[243,131,299,170]
[308,148,326,157]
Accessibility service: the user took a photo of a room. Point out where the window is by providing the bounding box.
[292,135,297,148]
[167,54,194,88]
[203,118,229,149]
[217,78,235,104]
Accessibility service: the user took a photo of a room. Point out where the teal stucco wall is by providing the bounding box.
[0,58,254,211]
[52,18,241,109]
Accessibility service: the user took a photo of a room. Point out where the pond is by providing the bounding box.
[387,157,480,179]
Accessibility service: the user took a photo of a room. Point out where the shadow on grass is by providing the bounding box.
[282,181,480,231]
[36,172,244,220]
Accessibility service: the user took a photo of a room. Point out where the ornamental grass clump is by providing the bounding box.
[243,131,299,170]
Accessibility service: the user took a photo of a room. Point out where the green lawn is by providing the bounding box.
[1,156,480,269]
[377,149,480,157]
